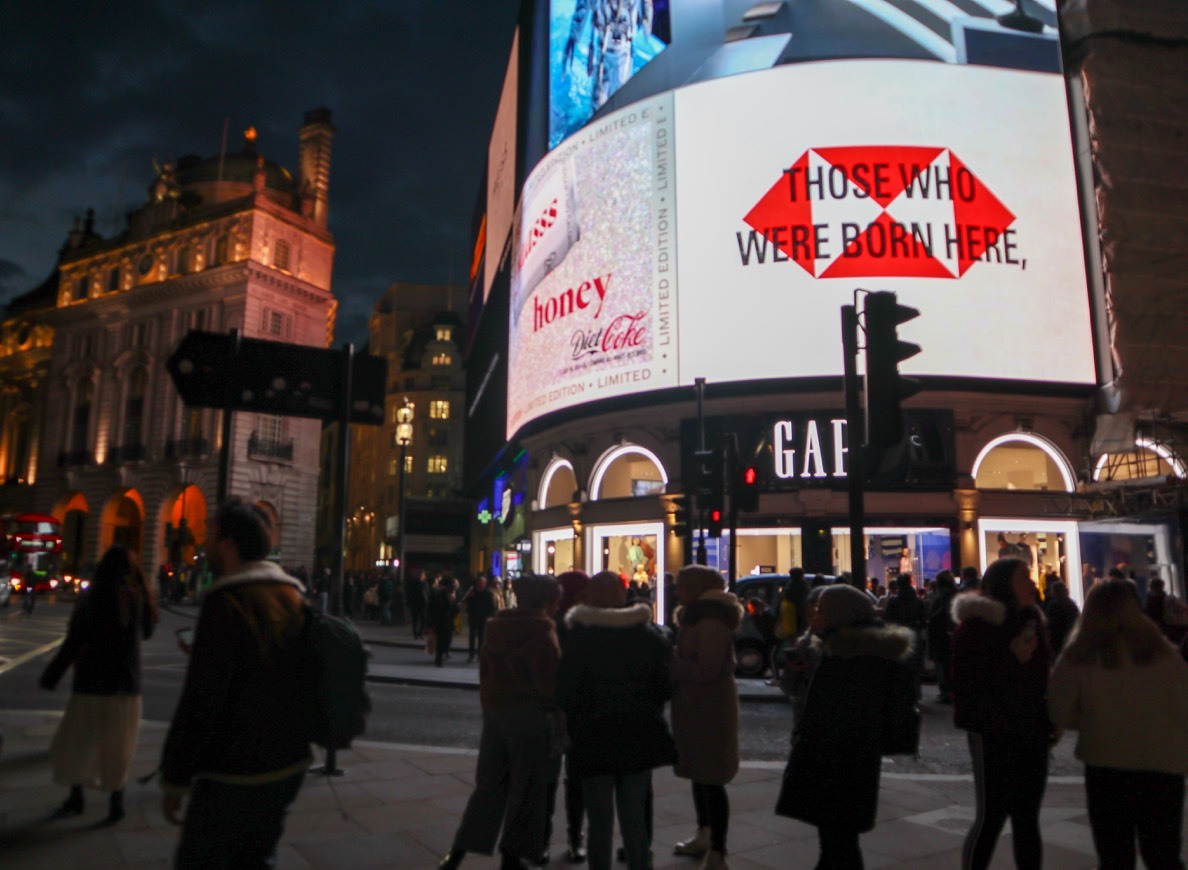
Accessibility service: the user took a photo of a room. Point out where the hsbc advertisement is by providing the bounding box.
[507,58,1095,439]
[675,59,1094,385]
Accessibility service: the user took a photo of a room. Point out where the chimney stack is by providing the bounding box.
[298,107,334,228]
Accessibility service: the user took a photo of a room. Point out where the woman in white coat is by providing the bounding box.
[1049,578,1188,869]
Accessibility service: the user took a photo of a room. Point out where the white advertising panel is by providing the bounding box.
[486,29,519,299]
[508,93,675,439]
[674,60,1094,385]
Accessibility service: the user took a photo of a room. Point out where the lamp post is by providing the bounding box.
[395,398,414,606]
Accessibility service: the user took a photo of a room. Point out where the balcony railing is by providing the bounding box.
[57,450,92,468]
[105,443,146,465]
[248,432,294,462]
[165,438,210,459]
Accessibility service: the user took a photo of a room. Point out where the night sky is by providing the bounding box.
[0,0,521,344]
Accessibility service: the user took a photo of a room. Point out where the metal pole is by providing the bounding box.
[215,329,240,506]
[842,305,867,590]
[332,344,353,618]
[397,440,408,609]
[726,433,738,593]
[695,378,707,566]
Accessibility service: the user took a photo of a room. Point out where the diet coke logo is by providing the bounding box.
[570,311,648,361]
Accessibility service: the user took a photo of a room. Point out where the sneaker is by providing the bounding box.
[673,827,711,857]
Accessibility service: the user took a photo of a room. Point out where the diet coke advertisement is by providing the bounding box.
[508,93,675,439]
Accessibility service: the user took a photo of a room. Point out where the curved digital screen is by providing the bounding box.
[508,56,1094,439]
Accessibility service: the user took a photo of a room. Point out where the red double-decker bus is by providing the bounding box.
[1,512,66,595]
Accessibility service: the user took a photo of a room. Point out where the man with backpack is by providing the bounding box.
[159,498,311,868]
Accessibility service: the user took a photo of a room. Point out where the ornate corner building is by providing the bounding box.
[0,109,338,573]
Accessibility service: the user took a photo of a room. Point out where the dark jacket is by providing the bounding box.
[479,608,561,711]
[672,591,743,784]
[427,586,459,628]
[160,561,310,792]
[776,622,915,832]
[41,579,155,695]
[951,593,1053,742]
[464,586,498,623]
[926,584,958,661]
[556,603,675,778]
[884,589,926,631]
[1045,595,1080,653]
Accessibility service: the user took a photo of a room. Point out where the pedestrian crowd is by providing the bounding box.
[24,504,1188,869]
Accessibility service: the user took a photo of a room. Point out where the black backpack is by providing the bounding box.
[299,605,371,749]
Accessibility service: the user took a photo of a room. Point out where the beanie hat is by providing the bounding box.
[556,570,590,614]
[816,584,876,631]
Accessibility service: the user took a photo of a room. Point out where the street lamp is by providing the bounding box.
[395,398,414,608]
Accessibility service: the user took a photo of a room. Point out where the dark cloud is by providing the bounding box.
[0,0,520,342]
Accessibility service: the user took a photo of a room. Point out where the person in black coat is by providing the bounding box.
[427,576,460,666]
[1044,579,1080,655]
[556,571,675,870]
[464,576,499,662]
[926,570,958,703]
[406,570,428,639]
[40,546,157,823]
[775,584,915,869]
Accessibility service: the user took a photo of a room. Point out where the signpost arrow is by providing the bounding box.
[165,330,239,408]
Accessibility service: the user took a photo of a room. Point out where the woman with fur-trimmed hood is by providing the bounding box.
[556,571,674,870]
[775,583,915,869]
[951,557,1054,870]
[670,565,743,870]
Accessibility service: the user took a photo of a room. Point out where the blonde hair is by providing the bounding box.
[1062,578,1176,668]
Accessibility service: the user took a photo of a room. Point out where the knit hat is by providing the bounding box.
[556,570,590,614]
[815,584,876,631]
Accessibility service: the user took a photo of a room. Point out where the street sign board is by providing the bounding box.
[166,330,386,425]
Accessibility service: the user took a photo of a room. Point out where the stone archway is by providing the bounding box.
[100,490,145,558]
[53,492,89,573]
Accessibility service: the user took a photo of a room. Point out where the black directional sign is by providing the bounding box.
[166,330,386,426]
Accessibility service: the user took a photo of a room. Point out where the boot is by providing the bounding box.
[438,850,466,870]
[673,827,711,857]
[54,786,84,818]
[700,850,729,870]
[104,789,125,825]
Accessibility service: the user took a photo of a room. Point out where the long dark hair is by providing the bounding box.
[981,558,1029,611]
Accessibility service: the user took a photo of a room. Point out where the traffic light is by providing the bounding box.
[864,290,921,448]
[706,505,725,538]
[671,495,691,539]
[698,445,726,530]
[736,464,760,513]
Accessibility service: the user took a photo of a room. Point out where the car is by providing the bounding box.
[0,563,10,608]
[732,573,839,677]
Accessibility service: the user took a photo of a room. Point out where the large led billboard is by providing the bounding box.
[508,5,1094,440]
[550,0,671,149]
[486,29,520,300]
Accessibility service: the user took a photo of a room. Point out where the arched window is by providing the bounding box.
[72,380,93,457]
[971,433,1076,493]
[123,368,147,450]
[538,459,579,509]
[589,445,668,500]
[1093,437,1186,482]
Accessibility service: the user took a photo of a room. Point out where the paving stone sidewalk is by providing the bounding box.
[0,709,1114,869]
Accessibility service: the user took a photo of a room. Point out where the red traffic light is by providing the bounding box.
[709,508,722,523]
[743,466,757,486]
